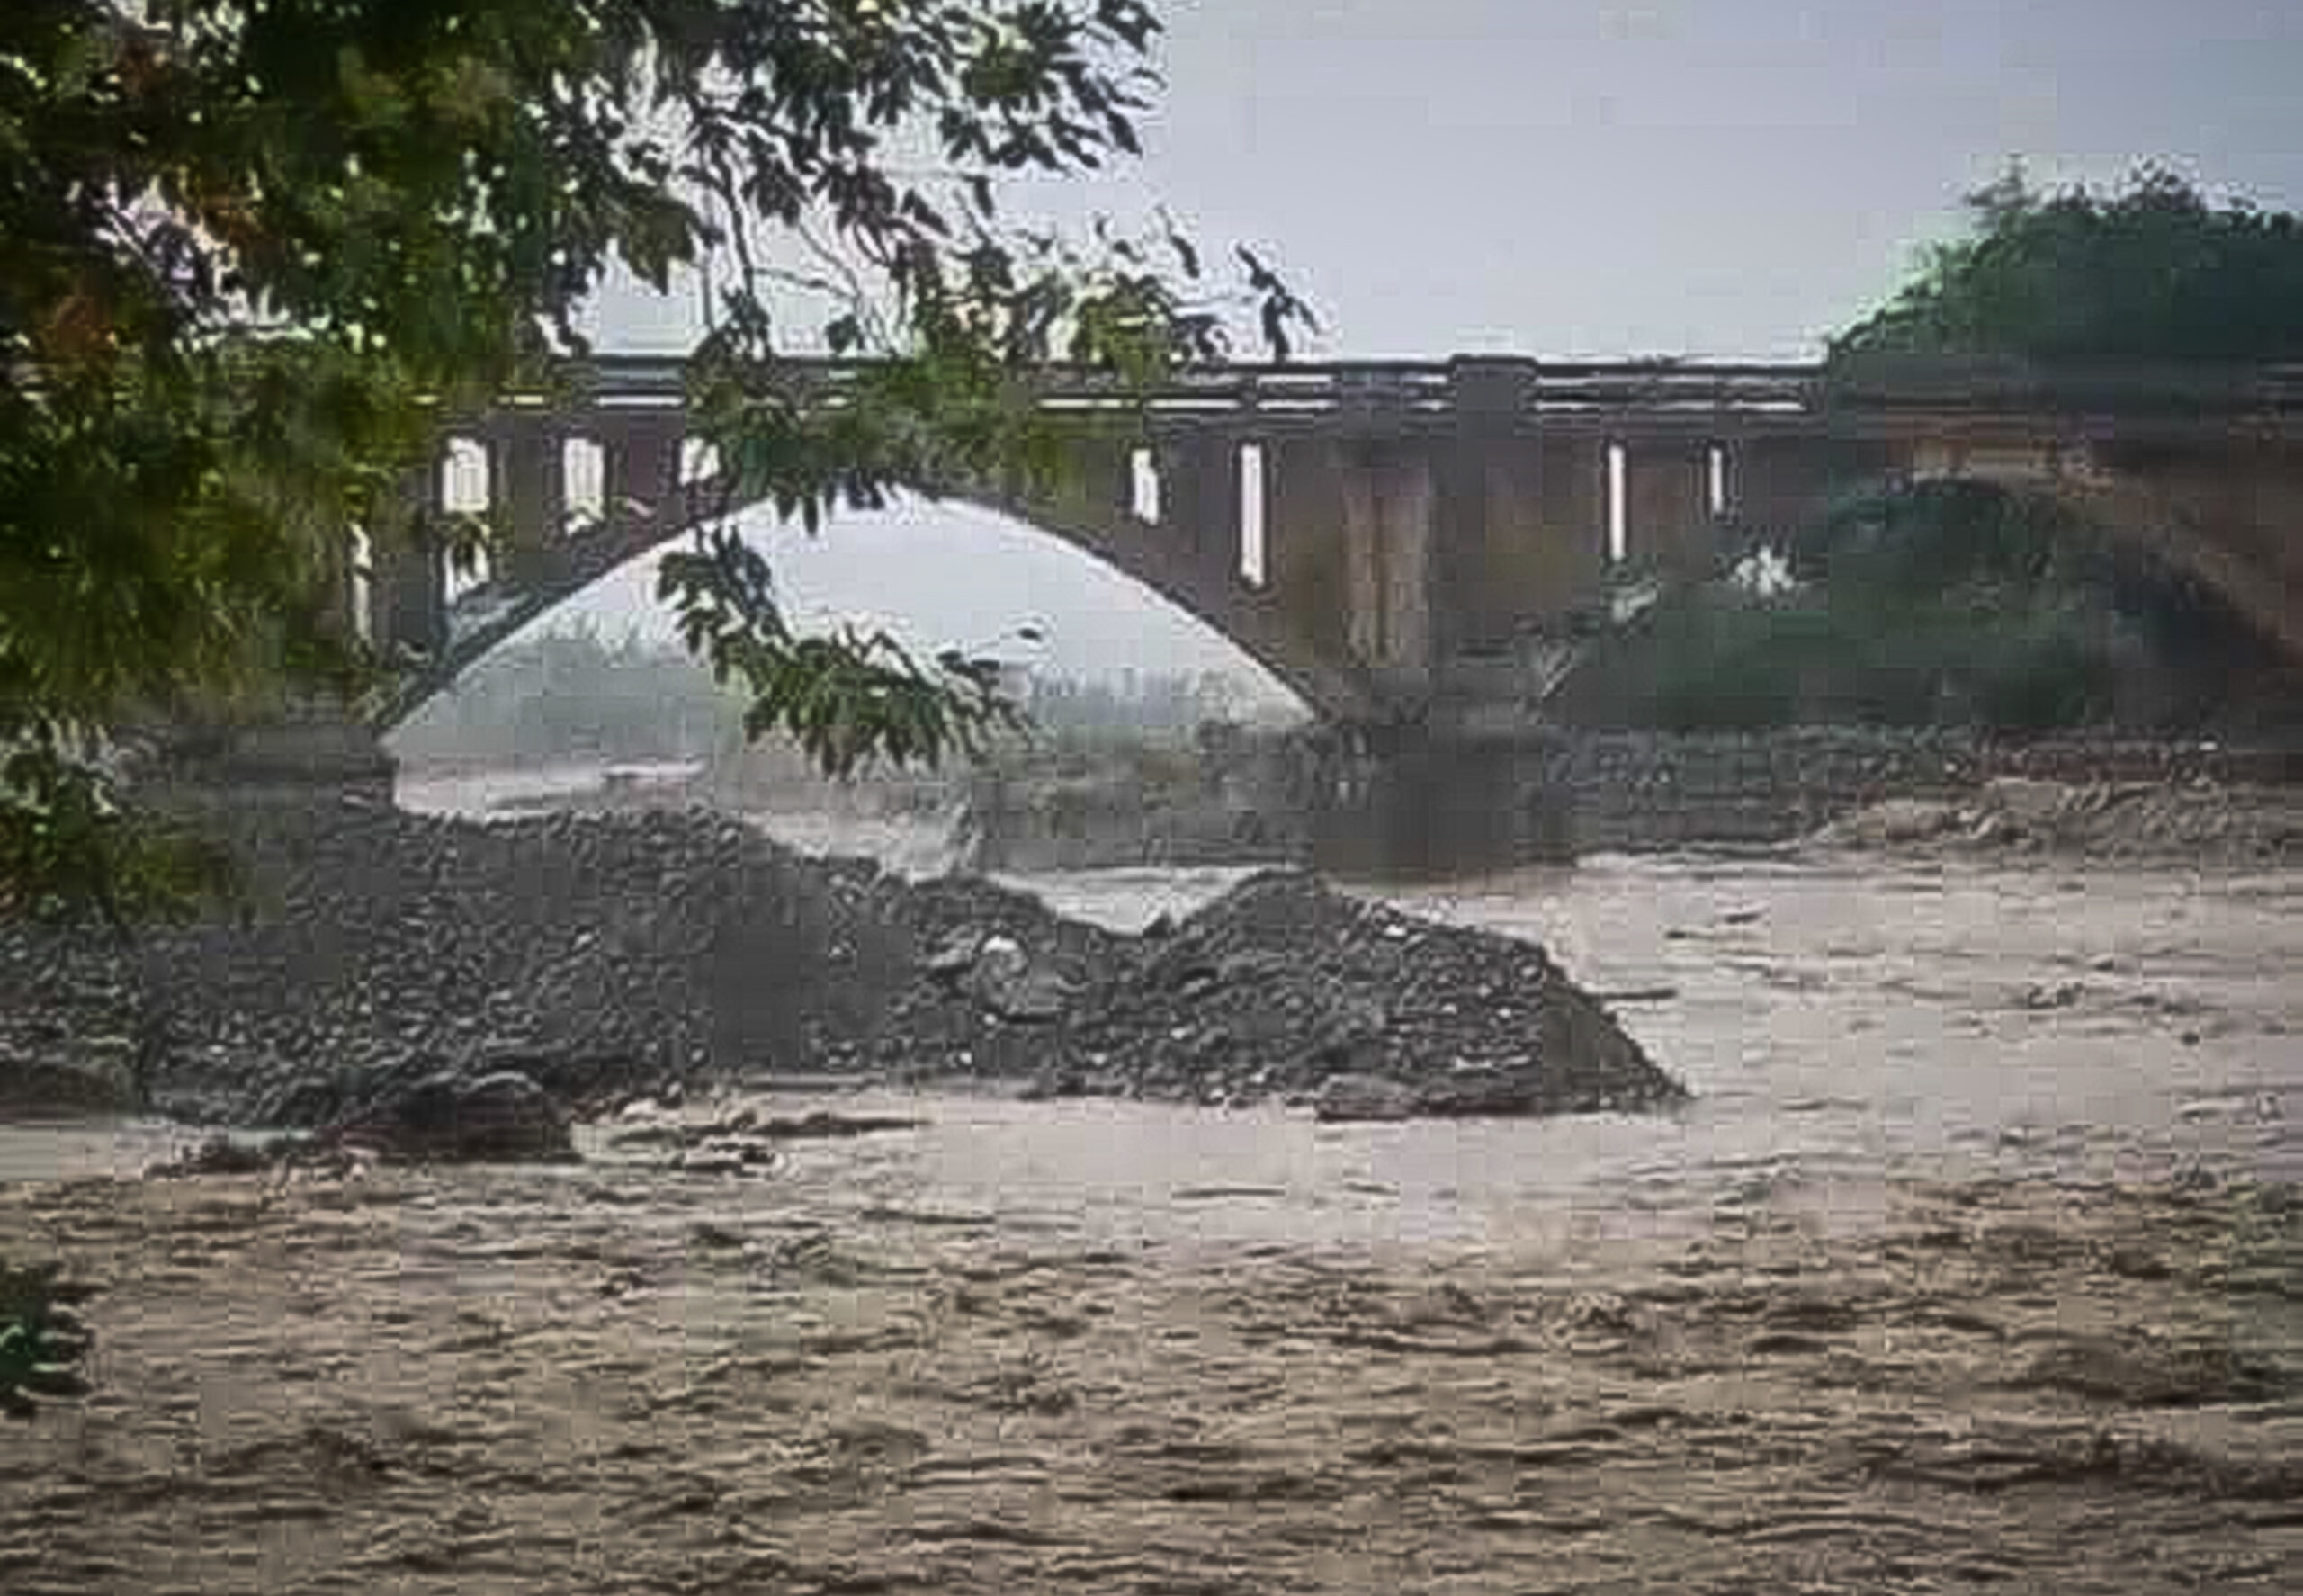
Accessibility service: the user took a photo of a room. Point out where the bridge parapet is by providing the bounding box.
[515,354,2303,435]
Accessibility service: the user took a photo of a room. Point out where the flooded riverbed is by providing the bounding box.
[4,847,2299,1592]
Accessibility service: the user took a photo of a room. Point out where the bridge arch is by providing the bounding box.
[1719,436,2303,668]
[379,470,1372,732]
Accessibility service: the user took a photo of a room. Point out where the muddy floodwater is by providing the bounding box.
[4,850,2300,1593]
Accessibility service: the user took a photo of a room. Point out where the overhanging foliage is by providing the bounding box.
[0,1,1313,908]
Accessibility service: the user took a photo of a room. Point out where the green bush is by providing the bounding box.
[1635,601,1833,731]
[1567,471,2289,737]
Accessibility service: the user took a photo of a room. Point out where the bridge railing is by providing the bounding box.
[524,354,2303,429]
[1816,355,2303,414]
[1523,364,1822,417]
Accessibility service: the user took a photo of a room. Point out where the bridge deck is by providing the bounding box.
[468,354,2303,439]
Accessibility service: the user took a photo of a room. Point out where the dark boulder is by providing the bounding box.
[336,1069,574,1164]
[0,1043,142,1121]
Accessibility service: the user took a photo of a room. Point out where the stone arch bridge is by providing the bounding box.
[363,354,2303,741]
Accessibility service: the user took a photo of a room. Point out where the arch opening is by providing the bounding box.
[1130,447,1163,525]
[441,437,493,599]
[562,438,606,533]
[1604,441,1628,566]
[1237,442,1268,589]
[347,526,374,642]
[385,484,1354,739]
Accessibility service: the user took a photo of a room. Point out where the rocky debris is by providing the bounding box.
[748,1109,923,1142]
[1313,1073,1420,1123]
[0,962,159,1122]
[1,800,1684,1128]
[829,874,1129,1082]
[1821,798,1967,848]
[606,1101,919,1176]
[332,1069,575,1164]
[1040,873,1684,1116]
[0,798,909,1128]
[955,934,1076,1022]
[0,1041,143,1120]
[156,1071,578,1171]
[844,869,1681,1116]
[668,1137,780,1179]
[1815,777,2303,865]
[656,1106,922,1143]
[154,1135,301,1178]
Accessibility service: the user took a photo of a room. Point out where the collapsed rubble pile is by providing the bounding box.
[1,798,1682,1135]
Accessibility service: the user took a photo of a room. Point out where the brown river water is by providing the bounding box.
[3,803,2299,1592]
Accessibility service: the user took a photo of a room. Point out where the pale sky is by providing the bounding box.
[502,0,2303,699]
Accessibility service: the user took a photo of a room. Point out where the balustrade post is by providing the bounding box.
[494,417,567,580]
[368,458,449,659]
[604,414,685,529]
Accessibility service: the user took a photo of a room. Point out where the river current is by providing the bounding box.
[3,771,2295,1592]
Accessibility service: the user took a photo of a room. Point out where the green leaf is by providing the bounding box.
[0,0,1314,910]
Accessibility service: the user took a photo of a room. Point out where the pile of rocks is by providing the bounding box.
[852,871,1685,1119]
[1,798,909,1127]
[3,800,1684,1134]
[827,872,1131,1081]
[1076,873,1680,1116]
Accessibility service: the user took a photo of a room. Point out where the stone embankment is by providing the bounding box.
[953,726,2303,868]
[1552,730,2303,855]
[0,798,1680,1139]
[1815,776,2303,865]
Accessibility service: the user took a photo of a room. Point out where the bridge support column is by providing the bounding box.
[1338,445,1436,692]
[1438,357,1540,659]
[369,463,448,661]
[1310,726,1571,880]
[495,417,567,581]
[1623,441,1716,579]
[1534,436,1610,621]
[1263,438,1353,661]
[1155,435,1240,575]
[604,414,684,527]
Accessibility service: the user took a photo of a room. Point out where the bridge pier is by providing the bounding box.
[605,415,685,527]
[496,418,568,581]
[368,465,449,660]
[1310,726,1572,881]
[1337,444,1438,683]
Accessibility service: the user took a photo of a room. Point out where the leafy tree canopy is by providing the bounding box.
[0,0,1311,913]
[1830,163,2303,364]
